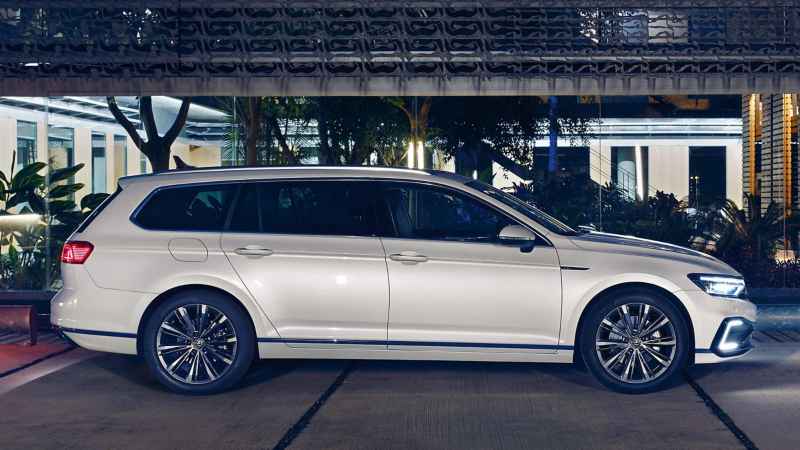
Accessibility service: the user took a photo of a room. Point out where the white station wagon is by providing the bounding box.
[52,166,756,395]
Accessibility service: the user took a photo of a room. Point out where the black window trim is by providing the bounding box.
[373,179,552,246]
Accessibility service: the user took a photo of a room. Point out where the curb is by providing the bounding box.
[755,304,800,331]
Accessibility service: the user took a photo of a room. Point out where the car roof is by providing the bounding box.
[117,165,473,188]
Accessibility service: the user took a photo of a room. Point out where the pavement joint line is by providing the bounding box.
[0,346,76,379]
[681,370,758,450]
[272,361,357,450]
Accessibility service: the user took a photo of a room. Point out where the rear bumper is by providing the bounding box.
[50,264,155,355]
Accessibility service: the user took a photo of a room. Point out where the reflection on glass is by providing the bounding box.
[91,133,106,194]
[16,121,37,170]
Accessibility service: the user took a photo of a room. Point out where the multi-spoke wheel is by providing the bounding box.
[581,289,689,394]
[144,290,254,395]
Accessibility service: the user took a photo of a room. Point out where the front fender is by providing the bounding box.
[560,272,702,349]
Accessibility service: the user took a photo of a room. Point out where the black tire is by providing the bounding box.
[580,288,689,394]
[143,290,255,395]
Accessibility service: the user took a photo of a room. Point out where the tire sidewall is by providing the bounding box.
[143,290,255,395]
[581,289,690,394]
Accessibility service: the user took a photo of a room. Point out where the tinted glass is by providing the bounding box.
[465,180,577,236]
[383,184,508,241]
[228,181,367,236]
[227,183,259,233]
[135,184,236,231]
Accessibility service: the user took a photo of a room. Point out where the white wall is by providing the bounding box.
[647,145,689,200]
[726,142,744,207]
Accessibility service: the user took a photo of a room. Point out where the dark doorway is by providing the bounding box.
[689,147,726,206]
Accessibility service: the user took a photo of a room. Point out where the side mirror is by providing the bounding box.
[498,225,536,251]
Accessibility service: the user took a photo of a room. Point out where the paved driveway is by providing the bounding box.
[0,331,798,450]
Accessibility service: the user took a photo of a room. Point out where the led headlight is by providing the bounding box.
[688,274,746,298]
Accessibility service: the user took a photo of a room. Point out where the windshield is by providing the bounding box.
[465,180,578,236]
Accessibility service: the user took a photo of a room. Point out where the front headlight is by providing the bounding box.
[688,274,746,298]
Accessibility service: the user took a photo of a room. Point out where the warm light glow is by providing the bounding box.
[407,142,415,168]
[635,143,644,200]
[0,214,41,223]
[416,141,424,169]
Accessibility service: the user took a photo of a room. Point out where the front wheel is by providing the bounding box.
[143,290,255,395]
[581,289,689,394]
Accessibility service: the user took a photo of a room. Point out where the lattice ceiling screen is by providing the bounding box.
[1,1,798,94]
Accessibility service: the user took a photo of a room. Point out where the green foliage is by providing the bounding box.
[707,194,800,263]
[0,154,108,290]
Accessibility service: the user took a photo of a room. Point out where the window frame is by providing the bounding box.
[375,180,548,245]
[223,178,380,238]
[130,181,240,233]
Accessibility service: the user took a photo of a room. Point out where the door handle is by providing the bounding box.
[389,252,429,263]
[234,247,274,257]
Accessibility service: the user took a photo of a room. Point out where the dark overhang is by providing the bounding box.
[1,1,799,96]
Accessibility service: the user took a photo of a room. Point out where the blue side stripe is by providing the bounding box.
[695,349,714,353]
[258,337,571,351]
[58,327,137,339]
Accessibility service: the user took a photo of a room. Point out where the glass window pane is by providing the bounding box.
[114,135,127,179]
[233,181,367,236]
[135,184,237,231]
[16,121,37,169]
[383,184,507,241]
[91,133,106,194]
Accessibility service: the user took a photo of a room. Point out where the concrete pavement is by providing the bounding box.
[0,333,798,450]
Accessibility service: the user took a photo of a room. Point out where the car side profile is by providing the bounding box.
[51,166,756,395]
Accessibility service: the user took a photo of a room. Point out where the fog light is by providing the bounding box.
[718,319,744,352]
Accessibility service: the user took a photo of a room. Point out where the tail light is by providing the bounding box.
[62,241,94,264]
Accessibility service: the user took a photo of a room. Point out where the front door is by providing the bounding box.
[378,181,563,353]
[221,180,389,348]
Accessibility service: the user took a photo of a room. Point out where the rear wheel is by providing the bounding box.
[581,288,689,394]
[143,290,254,395]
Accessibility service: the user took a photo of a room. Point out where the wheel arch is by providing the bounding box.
[572,282,696,365]
[135,284,264,357]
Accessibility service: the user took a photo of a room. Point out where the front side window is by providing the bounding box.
[382,183,509,241]
[228,181,368,236]
[135,184,237,231]
[465,180,577,236]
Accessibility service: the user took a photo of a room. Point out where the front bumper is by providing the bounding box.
[675,290,757,364]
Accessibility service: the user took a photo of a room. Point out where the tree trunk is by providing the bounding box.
[107,96,192,172]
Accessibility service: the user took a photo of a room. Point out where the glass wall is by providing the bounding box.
[0,94,796,291]
[114,135,127,181]
[91,133,107,194]
[16,121,37,170]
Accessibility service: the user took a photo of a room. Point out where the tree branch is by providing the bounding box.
[162,97,193,146]
[107,97,145,151]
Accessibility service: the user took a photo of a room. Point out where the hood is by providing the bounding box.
[568,232,740,275]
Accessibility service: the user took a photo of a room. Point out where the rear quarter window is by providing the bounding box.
[134,183,237,231]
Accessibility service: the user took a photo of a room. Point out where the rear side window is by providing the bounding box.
[228,181,368,236]
[135,184,237,231]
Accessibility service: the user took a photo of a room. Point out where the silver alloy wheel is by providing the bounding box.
[595,303,677,384]
[156,303,238,385]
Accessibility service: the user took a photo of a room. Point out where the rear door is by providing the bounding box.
[221,180,389,349]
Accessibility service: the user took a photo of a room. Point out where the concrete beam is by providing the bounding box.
[3,75,800,98]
